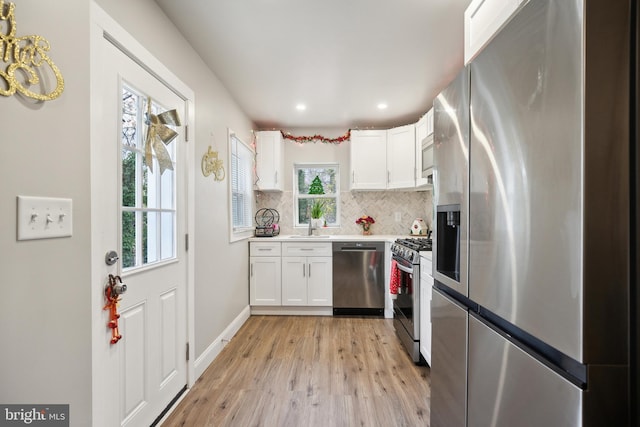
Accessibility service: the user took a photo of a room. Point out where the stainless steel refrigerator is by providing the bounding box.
[431,0,633,425]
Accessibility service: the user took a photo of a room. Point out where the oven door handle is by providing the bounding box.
[395,261,414,275]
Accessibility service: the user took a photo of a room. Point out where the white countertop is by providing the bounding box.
[249,234,403,243]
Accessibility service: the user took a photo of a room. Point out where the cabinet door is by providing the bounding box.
[281,256,307,305]
[415,114,430,187]
[387,124,416,189]
[250,256,281,305]
[464,0,523,64]
[255,131,284,191]
[350,130,387,190]
[307,256,333,306]
[420,262,434,365]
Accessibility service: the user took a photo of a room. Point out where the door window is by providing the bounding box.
[121,84,177,269]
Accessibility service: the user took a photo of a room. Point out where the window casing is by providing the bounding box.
[294,163,340,227]
[229,130,254,241]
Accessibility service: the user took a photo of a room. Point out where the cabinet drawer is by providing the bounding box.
[282,242,331,257]
[250,241,282,256]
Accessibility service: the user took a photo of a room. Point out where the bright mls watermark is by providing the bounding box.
[0,405,68,426]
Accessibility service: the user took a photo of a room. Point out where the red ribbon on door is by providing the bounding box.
[103,274,125,344]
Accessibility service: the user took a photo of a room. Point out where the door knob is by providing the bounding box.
[107,274,127,295]
[113,282,127,295]
[105,250,119,266]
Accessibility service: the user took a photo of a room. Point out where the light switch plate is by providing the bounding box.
[17,196,73,240]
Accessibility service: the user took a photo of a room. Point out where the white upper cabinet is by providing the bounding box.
[350,130,388,190]
[415,109,434,188]
[350,125,418,190]
[255,130,284,191]
[464,0,525,64]
[387,124,416,189]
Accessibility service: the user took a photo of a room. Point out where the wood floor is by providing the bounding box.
[161,315,431,427]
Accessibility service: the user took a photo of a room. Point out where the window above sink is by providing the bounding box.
[294,163,340,228]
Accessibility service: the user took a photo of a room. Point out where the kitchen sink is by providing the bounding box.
[288,235,331,238]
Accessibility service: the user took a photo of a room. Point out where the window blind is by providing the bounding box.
[231,134,253,230]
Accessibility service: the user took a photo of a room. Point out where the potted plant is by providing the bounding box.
[310,200,325,228]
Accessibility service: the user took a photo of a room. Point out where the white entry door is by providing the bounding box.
[95,36,188,427]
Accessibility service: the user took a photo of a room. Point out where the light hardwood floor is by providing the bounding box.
[161,315,431,427]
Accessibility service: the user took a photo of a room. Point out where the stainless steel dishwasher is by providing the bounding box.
[332,241,385,316]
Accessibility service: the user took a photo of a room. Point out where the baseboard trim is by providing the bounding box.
[250,306,333,316]
[193,305,251,379]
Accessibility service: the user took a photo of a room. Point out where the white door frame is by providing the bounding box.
[89,3,196,425]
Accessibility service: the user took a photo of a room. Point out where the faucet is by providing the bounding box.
[307,206,316,236]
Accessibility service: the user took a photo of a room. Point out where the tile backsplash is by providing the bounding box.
[255,190,433,236]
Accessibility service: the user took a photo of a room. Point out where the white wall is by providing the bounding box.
[1,2,255,425]
[93,0,255,359]
[279,128,352,190]
[0,1,92,425]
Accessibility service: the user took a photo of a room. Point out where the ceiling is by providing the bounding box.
[155,0,472,130]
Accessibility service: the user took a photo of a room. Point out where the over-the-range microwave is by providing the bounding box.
[421,133,434,184]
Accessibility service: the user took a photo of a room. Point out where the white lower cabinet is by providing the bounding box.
[250,256,281,305]
[420,255,433,365]
[250,241,332,311]
[249,242,282,305]
[281,256,332,306]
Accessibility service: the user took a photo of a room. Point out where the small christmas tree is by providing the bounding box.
[308,175,325,195]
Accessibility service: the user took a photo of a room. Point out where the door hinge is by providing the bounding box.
[186,342,190,361]
[185,125,189,142]
[185,233,189,251]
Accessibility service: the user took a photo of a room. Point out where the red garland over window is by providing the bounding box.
[280,130,350,144]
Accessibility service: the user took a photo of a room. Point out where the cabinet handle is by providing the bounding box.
[387,170,390,183]
[300,248,313,251]
[275,171,278,184]
[250,263,253,277]
[308,263,311,277]
[258,248,271,251]
[303,264,305,277]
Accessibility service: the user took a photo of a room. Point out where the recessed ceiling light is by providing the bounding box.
[296,104,306,111]
[377,103,388,110]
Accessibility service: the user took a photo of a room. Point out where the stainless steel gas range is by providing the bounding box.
[390,237,432,363]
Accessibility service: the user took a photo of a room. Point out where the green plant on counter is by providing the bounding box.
[310,200,325,219]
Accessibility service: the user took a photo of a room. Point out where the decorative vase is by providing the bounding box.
[362,223,371,235]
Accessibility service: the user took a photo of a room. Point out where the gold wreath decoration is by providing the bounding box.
[0,1,65,101]
[201,146,225,181]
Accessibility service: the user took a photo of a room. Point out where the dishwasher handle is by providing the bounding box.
[339,246,379,252]
[333,242,385,253]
